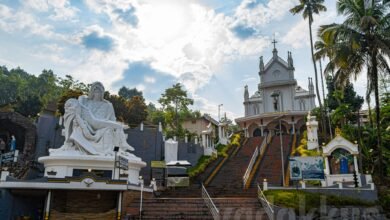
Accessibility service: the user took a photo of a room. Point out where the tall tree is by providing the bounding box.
[290,0,327,120]
[158,83,193,131]
[317,0,390,178]
[118,86,143,100]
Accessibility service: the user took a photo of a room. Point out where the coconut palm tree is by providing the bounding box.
[316,0,390,178]
[290,0,327,139]
[290,1,327,110]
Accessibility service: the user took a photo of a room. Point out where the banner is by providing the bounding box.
[289,156,324,180]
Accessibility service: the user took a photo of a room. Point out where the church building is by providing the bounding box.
[235,45,316,137]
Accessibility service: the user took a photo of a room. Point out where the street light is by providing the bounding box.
[218,104,223,122]
[139,176,144,219]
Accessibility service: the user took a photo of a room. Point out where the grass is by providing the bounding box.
[264,190,376,214]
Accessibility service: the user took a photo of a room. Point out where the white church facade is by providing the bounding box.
[235,46,316,137]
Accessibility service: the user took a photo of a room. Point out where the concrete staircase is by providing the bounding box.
[251,135,292,187]
[207,137,264,197]
[123,136,269,219]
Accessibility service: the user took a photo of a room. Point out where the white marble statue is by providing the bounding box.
[51,82,134,156]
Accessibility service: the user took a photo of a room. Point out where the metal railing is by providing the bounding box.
[257,184,275,220]
[242,134,270,188]
[243,145,259,188]
[201,184,220,220]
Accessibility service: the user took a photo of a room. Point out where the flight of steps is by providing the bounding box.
[207,136,264,197]
[123,136,269,219]
[251,135,292,187]
[125,197,268,219]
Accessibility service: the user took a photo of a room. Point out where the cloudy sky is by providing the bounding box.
[0,0,366,120]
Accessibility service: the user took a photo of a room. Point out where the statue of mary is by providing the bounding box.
[52,82,134,156]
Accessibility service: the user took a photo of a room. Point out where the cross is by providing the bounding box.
[272,34,278,49]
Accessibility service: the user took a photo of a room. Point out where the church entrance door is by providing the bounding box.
[253,128,261,137]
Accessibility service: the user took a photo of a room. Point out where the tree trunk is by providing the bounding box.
[308,20,326,139]
[372,53,383,179]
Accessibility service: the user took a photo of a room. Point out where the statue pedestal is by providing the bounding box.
[38,154,146,185]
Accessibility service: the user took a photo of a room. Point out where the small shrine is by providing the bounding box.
[322,128,363,187]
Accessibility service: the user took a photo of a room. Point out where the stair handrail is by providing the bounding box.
[242,146,259,188]
[257,184,275,220]
[201,183,220,220]
[242,134,269,188]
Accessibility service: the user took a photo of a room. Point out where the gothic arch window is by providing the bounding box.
[272,70,281,79]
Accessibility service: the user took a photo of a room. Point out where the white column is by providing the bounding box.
[324,156,330,175]
[353,155,359,174]
[117,191,122,220]
[218,126,222,139]
[140,122,144,131]
[261,126,264,136]
[202,134,206,147]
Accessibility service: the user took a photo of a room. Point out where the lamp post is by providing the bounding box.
[139,176,144,219]
[218,104,223,122]
[113,146,119,180]
[279,118,285,187]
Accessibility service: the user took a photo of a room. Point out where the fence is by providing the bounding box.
[201,184,220,220]
[257,184,276,220]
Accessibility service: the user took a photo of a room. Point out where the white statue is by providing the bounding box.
[52,82,134,156]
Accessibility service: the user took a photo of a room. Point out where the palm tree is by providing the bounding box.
[316,0,390,178]
[290,0,327,138]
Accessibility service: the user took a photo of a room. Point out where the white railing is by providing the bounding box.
[257,184,275,220]
[243,145,259,188]
[202,184,220,220]
[242,134,269,188]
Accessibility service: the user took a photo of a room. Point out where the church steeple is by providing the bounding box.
[259,56,264,74]
[288,51,294,69]
[244,85,249,101]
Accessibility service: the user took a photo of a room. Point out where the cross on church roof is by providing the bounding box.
[272,34,278,50]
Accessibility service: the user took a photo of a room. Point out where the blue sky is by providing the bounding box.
[0,0,366,120]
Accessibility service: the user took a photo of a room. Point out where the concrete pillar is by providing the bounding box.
[202,134,206,147]
[301,181,306,189]
[44,190,52,220]
[158,122,162,132]
[261,126,264,136]
[185,135,188,143]
[353,155,359,174]
[324,156,330,175]
[194,136,198,144]
[140,122,144,131]
[263,179,268,191]
[338,182,343,189]
[117,191,122,220]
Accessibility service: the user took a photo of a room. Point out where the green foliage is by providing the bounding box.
[104,92,148,126]
[230,133,241,147]
[264,190,375,214]
[216,144,230,158]
[293,131,321,156]
[57,89,84,115]
[187,155,217,178]
[118,86,143,100]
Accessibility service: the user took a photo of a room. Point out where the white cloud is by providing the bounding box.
[192,94,240,121]
[0,4,63,39]
[233,0,298,28]
[22,0,79,21]
[144,76,156,83]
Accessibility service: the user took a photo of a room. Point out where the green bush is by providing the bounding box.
[264,190,375,214]
[187,155,217,178]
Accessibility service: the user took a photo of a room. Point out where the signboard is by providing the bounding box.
[289,156,324,180]
[0,150,19,164]
[118,155,128,170]
[151,161,166,168]
[167,177,190,187]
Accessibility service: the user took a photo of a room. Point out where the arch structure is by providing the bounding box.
[0,112,36,154]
